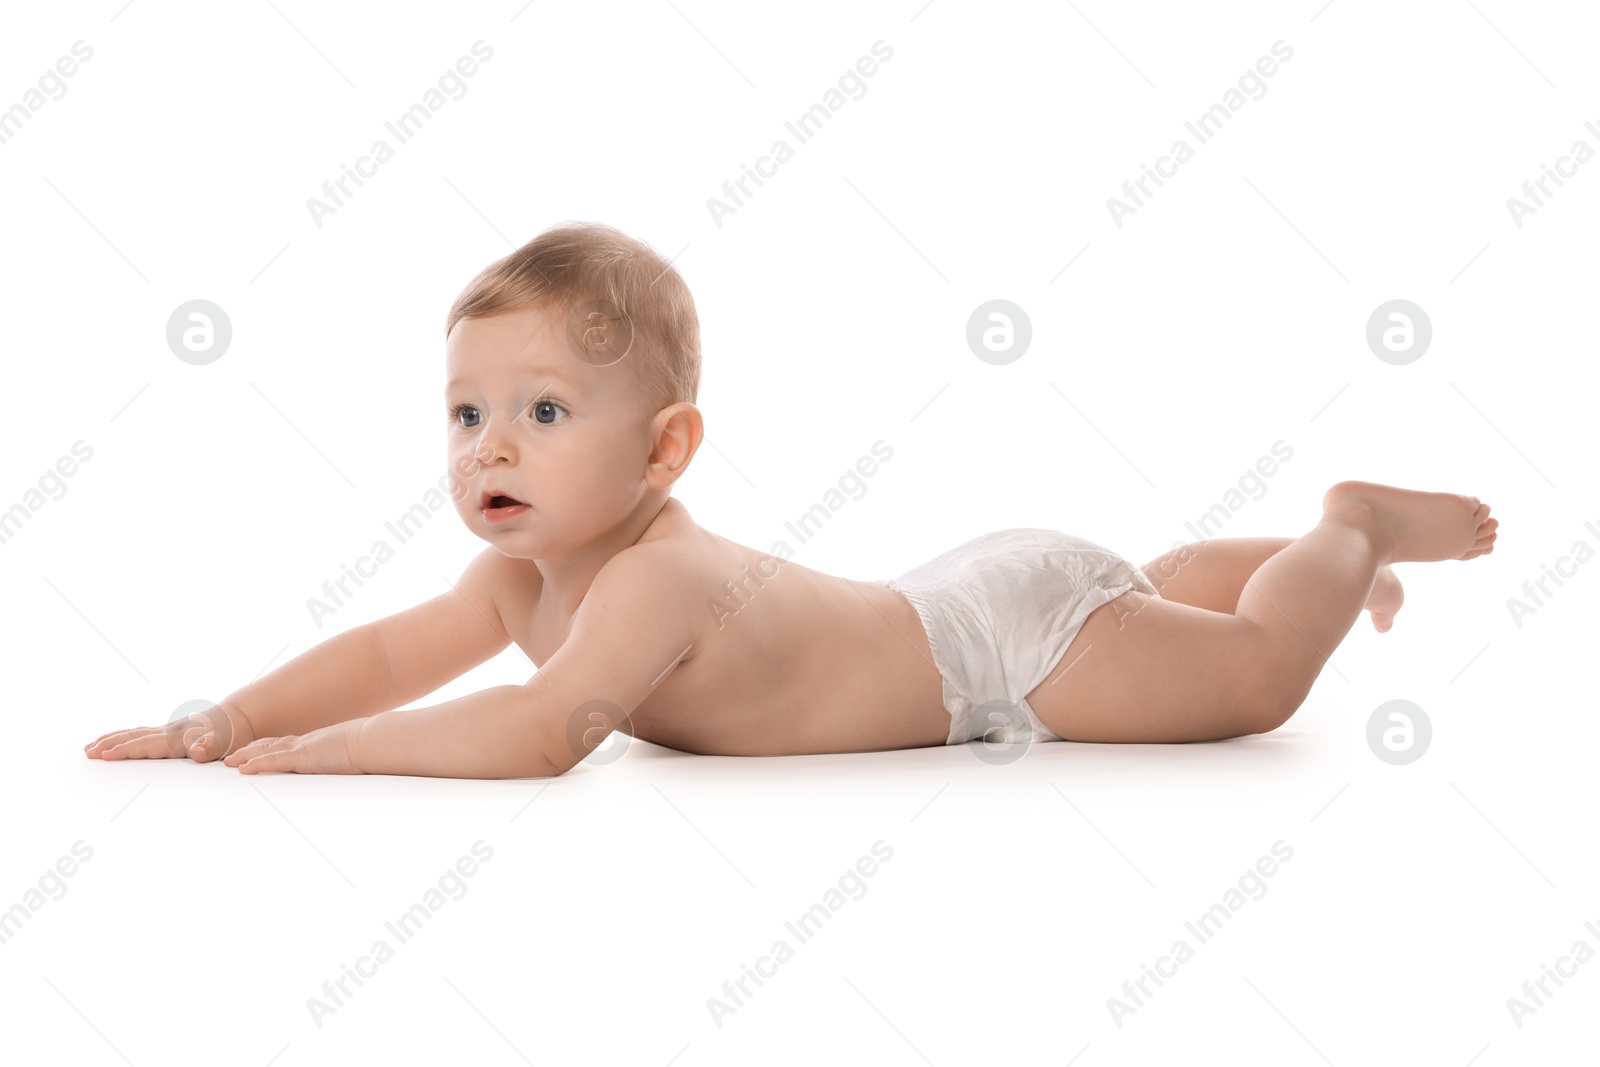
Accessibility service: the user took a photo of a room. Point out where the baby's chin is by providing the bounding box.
[475,532,541,560]
[468,514,563,557]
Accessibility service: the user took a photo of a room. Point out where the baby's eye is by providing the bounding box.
[527,399,571,425]
[450,404,482,429]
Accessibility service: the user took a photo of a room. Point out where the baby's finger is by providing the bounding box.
[85,728,133,749]
[85,726,170,755]
[237,743,302,775]
[96,730,177,761]
[84,728,145,757]
[221,739,268,767]
[223,735,293,768]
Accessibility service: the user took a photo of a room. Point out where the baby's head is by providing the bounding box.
[443,221,703,558]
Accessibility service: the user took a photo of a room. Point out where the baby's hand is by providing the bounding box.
[222,719,366,775]
[85,701,255,763]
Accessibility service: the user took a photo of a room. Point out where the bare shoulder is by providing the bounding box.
[583,511,725,652]
[521,508,723,762]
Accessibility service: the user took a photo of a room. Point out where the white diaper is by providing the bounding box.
[871,528,1159,745]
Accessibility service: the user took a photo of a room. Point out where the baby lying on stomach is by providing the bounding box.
[83,222,1498,778]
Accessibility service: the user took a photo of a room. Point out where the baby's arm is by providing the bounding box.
[223,542,705,779]
[85,547,511,762]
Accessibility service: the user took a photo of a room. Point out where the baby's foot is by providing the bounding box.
[1365,565,1404,632]
[1323,480,1498,564]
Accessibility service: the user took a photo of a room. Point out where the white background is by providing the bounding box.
[2,0,1595,1063]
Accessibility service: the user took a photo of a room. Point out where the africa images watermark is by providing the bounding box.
[706,840,895,1028]
[704,439,895,631]
[707,553,784,632]
[1504,917,1600,1030]
[304,464,474,628]
[1107,439,1295,633]
[0,39,94,148]
[1107,39,1295,228]
[706,40,894,228]
[1172,439,1294,546]
[1504,117,1600,229]
[771,439,895,558]
[1106,839,1295,1028]
[306,840,494,1027]
[0,439,95,549]
[305,40,494,229]
[1504,517,1599,629]
[0,840,95,948]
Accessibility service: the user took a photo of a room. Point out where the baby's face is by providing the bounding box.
[444,303,655,558]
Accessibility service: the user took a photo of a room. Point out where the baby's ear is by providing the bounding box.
[647,402,704,485]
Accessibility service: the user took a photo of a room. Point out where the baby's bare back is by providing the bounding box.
[495,502,950,757]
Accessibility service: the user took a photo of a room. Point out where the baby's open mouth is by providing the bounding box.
[481,489,529,510]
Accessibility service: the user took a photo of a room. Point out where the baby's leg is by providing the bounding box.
[1144,536,1407,632]
[1141,538,1294,614]
[1028,481,1497,743]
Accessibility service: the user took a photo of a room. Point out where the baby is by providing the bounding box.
[84,222,1499,778]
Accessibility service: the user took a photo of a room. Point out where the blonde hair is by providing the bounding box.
[445,221,700,410]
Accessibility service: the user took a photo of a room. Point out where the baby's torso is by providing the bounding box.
[494,511,950,756]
